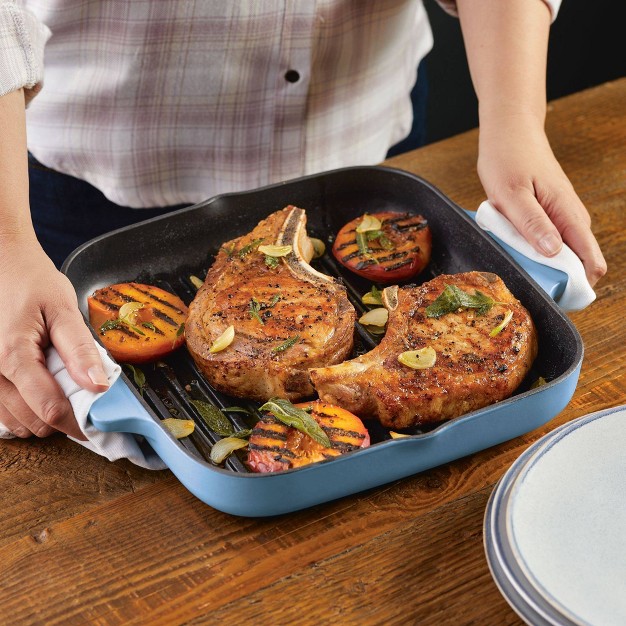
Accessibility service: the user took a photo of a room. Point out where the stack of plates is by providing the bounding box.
[484,405,626,625]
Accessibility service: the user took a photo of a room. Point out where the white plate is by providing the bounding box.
[485,405,626,626]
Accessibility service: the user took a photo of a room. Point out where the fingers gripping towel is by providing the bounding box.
[475,201,596,312]
[0,342,166,470]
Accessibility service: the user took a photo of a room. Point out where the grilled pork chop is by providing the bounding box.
[310,272,538,429]
[186,207,356,401]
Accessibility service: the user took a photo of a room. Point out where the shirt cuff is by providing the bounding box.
[435,0,562,23]
[0,2,51,104]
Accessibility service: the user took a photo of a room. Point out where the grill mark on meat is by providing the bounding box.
[186,206,356,401]
[129,283,185,314]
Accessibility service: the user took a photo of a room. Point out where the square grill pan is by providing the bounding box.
[63,166,583,517]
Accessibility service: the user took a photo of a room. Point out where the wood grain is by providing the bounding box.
[1,79,624,626]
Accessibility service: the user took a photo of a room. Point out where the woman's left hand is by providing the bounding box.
[477,113,606,287]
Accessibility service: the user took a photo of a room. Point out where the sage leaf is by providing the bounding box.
[123,364,146,395]
[259,398,331,448]
[238,238,264,258]
[190,400,234,436]
[425,285,498,318]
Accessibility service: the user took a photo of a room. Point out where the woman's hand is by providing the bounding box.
[0,235,110,439]
[456,0,607,287]
[478,114,607,286]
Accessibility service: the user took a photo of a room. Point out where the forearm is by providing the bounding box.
[0,88,36,240]
[457,0,551,128]
[455,0,606,285]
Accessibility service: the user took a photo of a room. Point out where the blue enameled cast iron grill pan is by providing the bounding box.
[62,166,582,517]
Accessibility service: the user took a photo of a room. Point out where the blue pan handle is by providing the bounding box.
[464,209,568,302]
[89,377,211,472]
[89,378,158,436]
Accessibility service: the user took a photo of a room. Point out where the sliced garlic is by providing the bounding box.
[310,238,326,258]
[210,436,249,464]
[258,244,293,257]
[189,275,204,290]
[209,325,235,353]
[356,214,382,233]
[398,347,437,369]
[489,309,514,337]
[389,431,411,439]
[119,301,144,323]
[359,308,388,327]
[362,288,383,306]
[162,418,195,439]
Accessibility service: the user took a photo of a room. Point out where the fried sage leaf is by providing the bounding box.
[259,398,331,448]
[190,400,234,436]
[123,363,146,394]
[425,285,498,318]
[238,238,264,258]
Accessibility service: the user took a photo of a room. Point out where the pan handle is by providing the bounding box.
[464,209,567,302]
[89,378,161,438]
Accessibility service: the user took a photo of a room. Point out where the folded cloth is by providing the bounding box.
[0,342,166,470]
[475,200,596,312]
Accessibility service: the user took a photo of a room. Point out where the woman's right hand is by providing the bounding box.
[0,235,110,439]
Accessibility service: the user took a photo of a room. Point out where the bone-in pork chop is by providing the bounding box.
[186,207,356,402]
[310,272,537,429]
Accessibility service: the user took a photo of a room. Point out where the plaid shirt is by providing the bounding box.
[1,0,560,208]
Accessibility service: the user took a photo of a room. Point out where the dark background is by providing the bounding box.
[420,0,625,144]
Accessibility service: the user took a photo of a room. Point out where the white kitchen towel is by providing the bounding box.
[475,200,596,311]
[0,342,166,470]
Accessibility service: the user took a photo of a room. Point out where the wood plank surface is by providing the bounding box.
[0,78,624,626]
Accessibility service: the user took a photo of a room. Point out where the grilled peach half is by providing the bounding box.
[332,211,431,283]
[88,282,188,363]
[246,401,370,473]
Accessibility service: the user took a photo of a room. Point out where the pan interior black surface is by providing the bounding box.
[63,166,582,473]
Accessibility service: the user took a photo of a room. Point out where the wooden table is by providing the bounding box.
[1,79,624,626]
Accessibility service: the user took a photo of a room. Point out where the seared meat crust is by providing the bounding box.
[185,207,356,402]
[310,271,538,428]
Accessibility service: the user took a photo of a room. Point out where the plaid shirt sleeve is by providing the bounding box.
[0,1,50,103]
